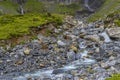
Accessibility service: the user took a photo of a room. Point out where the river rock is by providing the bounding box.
[67,50,76,61]
[57,40,66,47]
[70,45,78,52]
[106,27,120,39]
[84,35,101,43]
[23,48,31,55]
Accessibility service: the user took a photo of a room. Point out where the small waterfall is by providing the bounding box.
[84,0,94,12]
[20,5,24,15]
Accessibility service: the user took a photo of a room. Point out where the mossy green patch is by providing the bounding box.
[88,0,120,22]
[104,9,120,27]
[0,13,63,39]
[105,74,120,80]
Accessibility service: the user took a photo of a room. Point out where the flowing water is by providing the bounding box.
[13,42,96,80]
[84,0,94,12]
[99,32,111,42]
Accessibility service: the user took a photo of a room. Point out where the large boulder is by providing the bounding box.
[106,27,120,39]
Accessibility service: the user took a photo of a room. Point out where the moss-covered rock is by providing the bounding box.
[105,74,120,80]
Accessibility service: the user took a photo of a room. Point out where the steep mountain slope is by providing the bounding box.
[88,0,120,22]
[0,0,19,14]
[0,0,82,15]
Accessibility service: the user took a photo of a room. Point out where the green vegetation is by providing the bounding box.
[110,10,120,27]
[0,0,19,14]
[0,0,82,15]
[24,1,82,15]
[105,74,120,80]
[88,0,120,22]
[104,9,120,27]
[56,3,82,15]
[0,13,63,39]
[24,0,45,13]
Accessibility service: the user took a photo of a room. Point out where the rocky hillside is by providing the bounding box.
[0,0,104,15]
[0,0,120,80]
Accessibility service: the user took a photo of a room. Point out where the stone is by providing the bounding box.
[39,64,45,67]
[67,50,76,61]
[52,69,65,74]
[106,27,120,39]
[0,60,3,64]
[95,48,100,53]
[54,48,60,52]
[57,40,66,46]
[101,62,109,69]
[70,70,77,76]
[79,33,86,38]
[70,45,78,52]
[84,35,101,43]
[17,60,23,65]
[24,48,31,55]
[37,34,45,40]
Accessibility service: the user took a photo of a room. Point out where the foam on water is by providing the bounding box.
[99,32,111,42]
[14,43,96,80]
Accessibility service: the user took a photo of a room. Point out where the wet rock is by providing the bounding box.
[106,27,120,39]
[67,50,76,61]
[79,42,86,49]
[75,52,81,59]
[57,40,66,47]
[101,62,110,69]
[52,69,65,74]
[99,31,111,42]
[17,50,25,56]
[0,47,5,54]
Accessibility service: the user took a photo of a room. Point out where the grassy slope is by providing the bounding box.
[88,0,120,22]
[0,0,82,40]
[0,0,82,15]
[0,0,19,14]
[24,0,82,15]
[0,13,63,39]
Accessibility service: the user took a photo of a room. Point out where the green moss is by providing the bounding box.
[88,0,120,22]
[0,13,63,39]
[114,19,120,26]
[106,74,120,80]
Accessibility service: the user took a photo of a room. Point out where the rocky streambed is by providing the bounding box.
[0,18,120,80]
